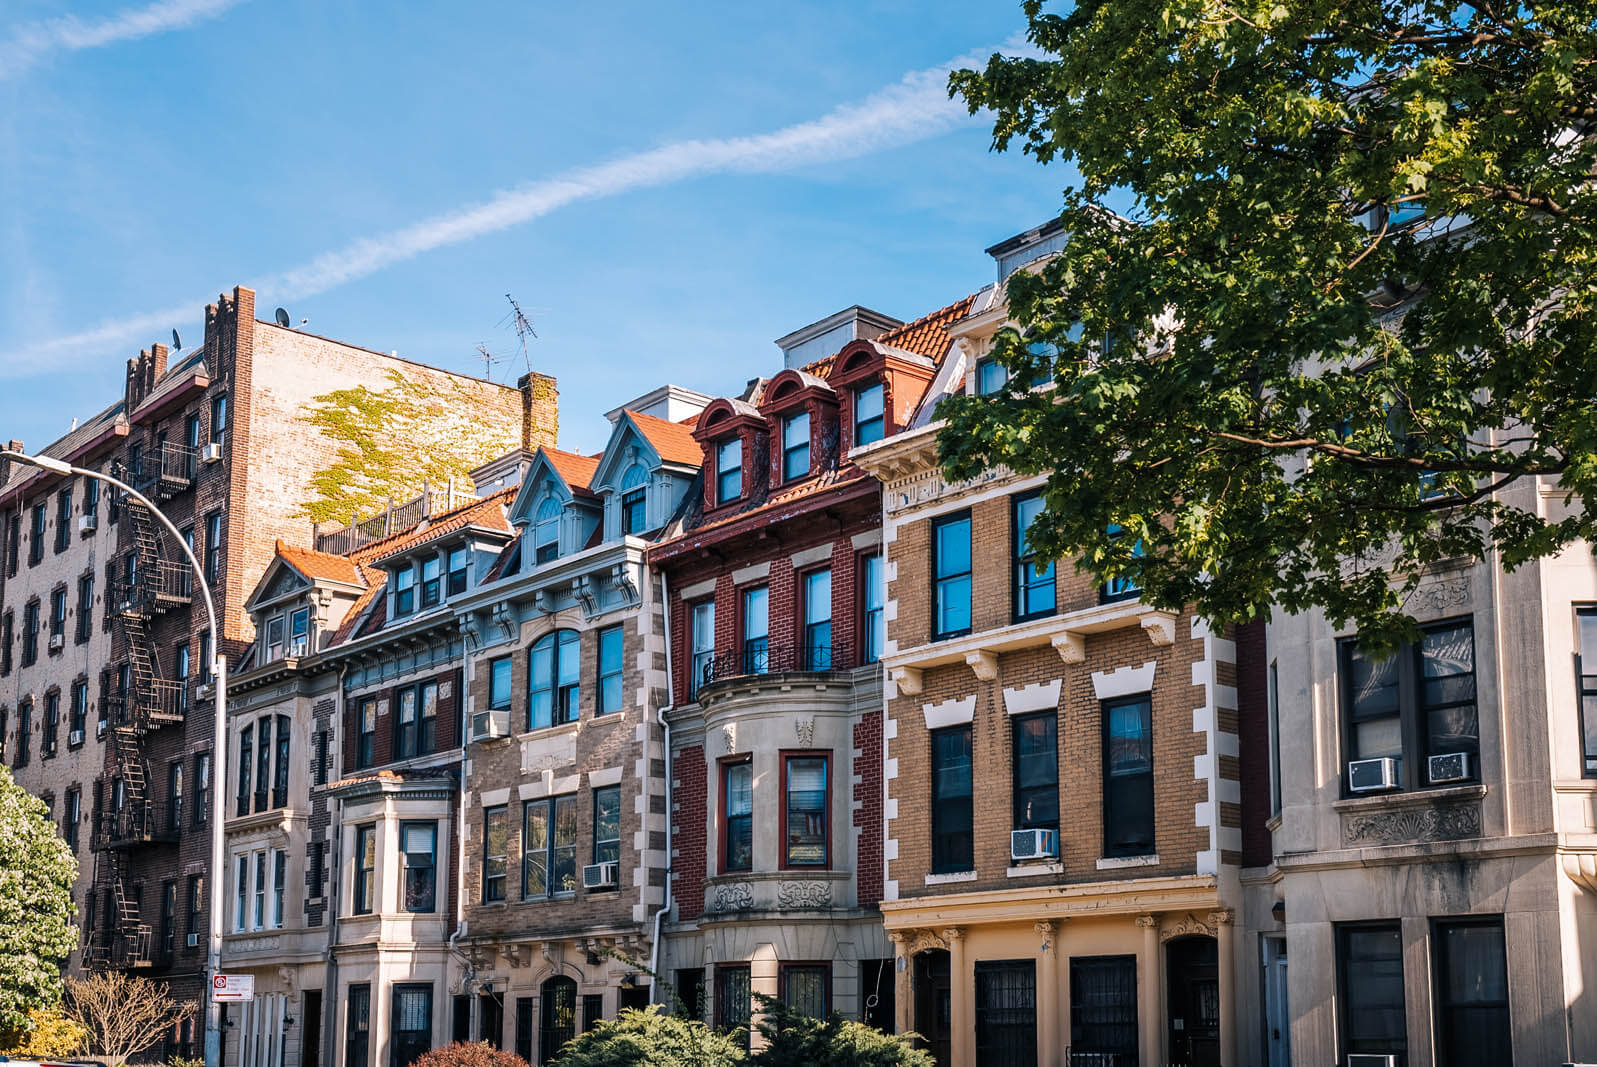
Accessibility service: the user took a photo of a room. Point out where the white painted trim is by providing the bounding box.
[1095,853,1160,870]
[925,870,978,886]
[588,766,624,787]
[731,562,770,586]
[922,696,976,730]
[1091,661,1156,700]
[1002,679,1062,717]
[851,529,883,551]
[1007,862,1065,877]
[678,578,717,600]
[789,543,834,570]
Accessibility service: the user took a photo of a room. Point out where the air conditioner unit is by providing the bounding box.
[1427,751,1471,784]
[1010,828,1059,862]
[472,707,510,742]
[186,932,201,948]
[1347,1055,1399,1067]
[202,443,223,463]
[96,720,107,738]
[1347,757,1400,793]
[48,633,63,652]
[69,729,84,746]
[78,514,97,535]
[582,862,619,890]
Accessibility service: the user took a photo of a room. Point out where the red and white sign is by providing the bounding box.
[212,974,255,1002]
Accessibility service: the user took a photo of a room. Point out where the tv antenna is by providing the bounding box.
[473,343,504,381]
[500,293,537,372]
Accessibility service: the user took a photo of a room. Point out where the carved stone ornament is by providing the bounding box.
[795,718,816,748]
[1160,913,1215,942]
[1404,579,1472,616]
[721,725,737,756]
[711,882,755,912]
[1342,799,1482,846]
[905,929,948,957]
[777,881,831,910]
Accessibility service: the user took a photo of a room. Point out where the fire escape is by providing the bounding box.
[86,443,196,970]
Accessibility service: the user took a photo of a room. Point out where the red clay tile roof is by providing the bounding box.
[541,448,602,499]
[877,294,975,360]
[276,540,364,585]
[626,409,704,467]
[357,487,516,566]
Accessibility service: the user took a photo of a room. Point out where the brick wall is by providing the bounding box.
[1235,617,1272,867]
[673,744,706,921]
[852,709,883,908]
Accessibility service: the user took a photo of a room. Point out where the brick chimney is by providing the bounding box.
[517,371,559,452]
[124,343,169,412]
[0,440,24,487]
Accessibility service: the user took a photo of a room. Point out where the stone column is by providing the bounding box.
[1035,922,1059,1067]
[1136,914,1161,1067]
[943,927,970,1067]
[1056,918,1071,1064]
[888,931,913,1037]
[1211,910,1237,1067]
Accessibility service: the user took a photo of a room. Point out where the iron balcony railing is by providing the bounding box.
[132,442,198,499]
[693,640,859,696]
[112,561,193,616]
[95,803,181,849]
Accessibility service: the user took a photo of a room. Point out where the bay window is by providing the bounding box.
[723,760,753,872]
[783,754,829,867]
[354,826,377,913]
[401,821,437,913]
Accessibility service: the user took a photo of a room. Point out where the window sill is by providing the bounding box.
[1096,853,1159,870]
[925,870,978,886]
[1332,783,1486,813]
[514,719,582,743]
[1007,862,1063,878]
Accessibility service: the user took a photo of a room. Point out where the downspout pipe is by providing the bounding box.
[449,655,476,1034]
[323,660,350,1067]
[648,569,675,999]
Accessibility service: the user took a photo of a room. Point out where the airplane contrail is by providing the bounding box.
[0,0,248,81]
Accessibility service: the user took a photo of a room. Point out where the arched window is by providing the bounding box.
[533,496,561,565]
[619,464,649,535]
[540,976,577,1062]
[528,629,580,729]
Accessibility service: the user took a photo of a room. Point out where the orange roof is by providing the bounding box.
[355,487,516,566]
[276,540,364,585]
[877,294,975,360]
[626,409,704,467]
[542,448,602,497]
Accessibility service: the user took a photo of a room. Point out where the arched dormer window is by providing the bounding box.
[619,465,649,536]
[854,381,884,445]
[533,497,561,565]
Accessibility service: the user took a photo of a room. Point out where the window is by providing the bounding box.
[1012,712,1059,834]
[28,502,45,566]
[401,822,437,912]
[582,995,603,1034]
[1576,608,1597,776]
[1337,923,1406,1061]
[489,656,513,711]
[13,700,28,767]
[690,600,715,698]
[974,960,1037,1066]
[931,725,973,873]
[5,513,17,575]
[521,794,577,898]
[854,382,885,446]
[1012,492,1055,621]
[723,760,753,872]
[21,599,37,665]
[76,574,93,642]
[314,730,329,786]
[393,565,416,616]
[784,754,828,867]
[42,692,58,758]
[391,984,433,1067]
[345,984,371,1067]
[1103,694,1154,857]
[204,512,221,583]
[255,717,271,812]
[167,761,183,832]
[482,805,507,901]
[715,966,751,1043]
[781,964,830,1019]
[1100,524,1144,603]
[210,393,229,448]
[513,998,533,1063]
[1340,619,1478,790]
[49,587,67,640]
[932,512,972,638]
[185,414,201,477]
[82,477,99,521]
[620,465,649,535]
[55,488,70,553]
[187,875,204,938]
[272,849,286,928]
[1,611,11,674]
[161,881,177,955]
[175,643,190,716]
[354,825,377,914]
[782,411,811,481]
[801,569,832,669]
[64,787,81,849]
[199,630,212,684]
[0,707,8,763]
[539,977,576,1064]
[741,586,769,674]
[253,850,267,929]
[420,555,441,608]
[1069,956,1138,1064]
[976,358,1008,396]
[1268,662,1282,814]
[446,546,469,596]
[597,625,623,714]
[860,553,884,665]
[593,785,621,867]
[1433,917,1510,1067]
[716,439,742,504]
[289,608,310,656]
[528,629,580,729]
[194,753,210,827]
[534,497,562,564]
[274,714,290,806]
[356,697,376,769]
[395,686,420,759]
[69,680,87,741]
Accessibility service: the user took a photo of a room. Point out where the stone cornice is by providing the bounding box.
[879,873,1220,929]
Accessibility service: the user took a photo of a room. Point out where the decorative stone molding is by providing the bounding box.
[905,929,948,957]
[794,718,816,748]
[1206,909,1234,927]
[892,666,923,695]
[710,882,754,912]
[965,650,999,681]
[1562,853,1597,895]
[1033,920,1057,951]
[776,881,832,909]
[1406,579,1471,615]
[1141,612,1177,646]
[1134,914,1158,930]
[721,724,737,756]
[940,926,966,944]
[923,696,976,730]
[1003,679,1062,717]
[1161,913,1215,942]
[1092,661,1157,701]
[1052,632,1086,664]
[1340,798,1482,846]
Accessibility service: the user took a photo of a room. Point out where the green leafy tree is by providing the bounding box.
[943,0,1597,649]
[753,997,933,1067]
[0,765,77,1032]
[555,1006,746,1067]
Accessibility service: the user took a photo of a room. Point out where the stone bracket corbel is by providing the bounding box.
[965,650,998,681]
[891,666,923,695]
[1052,632,1085,664]
[1141,611,1177,646]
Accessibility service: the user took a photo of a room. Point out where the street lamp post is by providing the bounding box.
[2,450,230,1067]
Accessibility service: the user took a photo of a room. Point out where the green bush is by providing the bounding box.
[753,997,933,1067]
[555,1007,746,1067]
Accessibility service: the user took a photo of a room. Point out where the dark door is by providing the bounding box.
[913,950,952,1067]
[974,959,1037,1067]
[540,977,576,1063]
[1166,937,1220,1067]
[391,984,433,1067]
[301,990,322,1067]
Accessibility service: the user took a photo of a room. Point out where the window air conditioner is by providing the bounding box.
[69,729,84,746]
[48,633,63,652]
[1010,828,1059,862]
[472,707,510,742]
[186,932,201,949]
[1427,752,1471,784]
[582,862,619,890]
[1347,1055,1399,1067]
[78,514,97,535]
[1347,757,1400,793]
[202,443,223,464]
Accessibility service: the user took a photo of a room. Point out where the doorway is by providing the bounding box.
[913,950,952,1067]
[301,990,322,1067]
[1261,936,1290,1067]
[1165,937,1220,1067]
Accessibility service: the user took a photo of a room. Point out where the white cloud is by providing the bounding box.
[0,0,247,81]
[0,48,1001,378]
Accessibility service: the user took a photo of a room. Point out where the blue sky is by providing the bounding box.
[1,0,1067,455]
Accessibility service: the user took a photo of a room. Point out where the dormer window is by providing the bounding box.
[420,556,441,609]
[394,566,416,616]
[976,359,1007,396]
[289,608,310,657]
[854,383,884,446]
[446,547,468,596]
[620,465,648,536]
[782,412,810,482]
[716,439,742,504]
[265,616,285,661]
[534,498,561,565]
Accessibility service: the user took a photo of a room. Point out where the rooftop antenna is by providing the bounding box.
[171,328,182,352]
[274,307,291,328]
[474,342,504,382]
[502,293,537,373]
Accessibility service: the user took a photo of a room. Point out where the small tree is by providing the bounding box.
[411,1042,529,1067]
[65,972,192,1067]
[753,997,932,1067]
[0,1006,89,1058]
[556,1006,746,1067]
[0,765,78,1032]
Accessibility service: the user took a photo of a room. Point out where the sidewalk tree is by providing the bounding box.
[943,0,1597,650]
[0,765,78,1032]
[64,972,192,1067]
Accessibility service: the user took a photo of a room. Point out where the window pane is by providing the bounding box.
[594,786,621,866]
[935,517,971,577]
[977,360,1007,395]
[725,763,753,871]
[522,803,549,898]
[490,657,512,709]
[552,794,578,893]
[1421,622,1478,759]
[1436,920,1510,1067]
[786,757,827,866]
[784,966,829,1019]
[1013,714,1058,831]
[743,588,768,641]
[528,636,554,729]
[931,727,973,872]
[1341,925,1406,1051]
[598,626,623,714]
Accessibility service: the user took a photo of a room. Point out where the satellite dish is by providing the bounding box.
[171,329,182,351]
[275,307,291,328]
